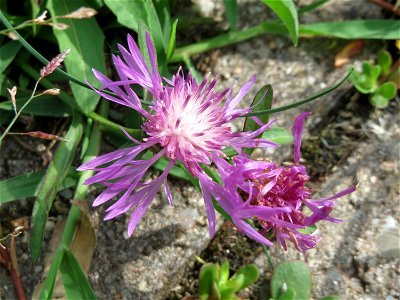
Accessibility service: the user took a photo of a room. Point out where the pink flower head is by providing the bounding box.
[78,33,277,237]
[212,113,356,251]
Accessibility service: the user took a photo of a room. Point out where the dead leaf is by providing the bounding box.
[334,40,364,68]
[32,201,96,299]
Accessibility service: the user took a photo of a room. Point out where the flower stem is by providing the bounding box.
[0,10,90,90]
[244,69,352,117]
[0,78,41,147]
[59,101,108,247]
[17,61,142,140]
[262,244,274,270]
[171,20,285,62]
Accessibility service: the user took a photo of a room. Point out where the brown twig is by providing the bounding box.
[368,0,400,16]
[0,241,27,300]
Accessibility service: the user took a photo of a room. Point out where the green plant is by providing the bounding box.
[349,50,398,108]
[197,259,259,300]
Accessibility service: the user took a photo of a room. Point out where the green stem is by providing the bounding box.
[17,61,142,140]
[262,244,274,270]
[171,21,285,62]
[0,10,90,90]
[244,69,352,117]
[0,78,41,146]
[59,101,108,248]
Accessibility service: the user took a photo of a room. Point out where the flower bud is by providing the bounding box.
[40,48,71,77]
[42,88,60,95]
[7,86,17,114]
[62,7,97,19]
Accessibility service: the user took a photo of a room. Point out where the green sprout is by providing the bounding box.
[197,259,259,300]
[349,50,398,108]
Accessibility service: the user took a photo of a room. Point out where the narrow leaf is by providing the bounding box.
[223,0,238,31]
[60,248,97,300]
[37,248,65,300]
[199,263,220,299]
[262,0,299,46]
[300,20,400,40]
[30,112,83,262]
[47,0,106,114]
[0,170,78,204]
[167,19,178,60]
[0,95,72,117]
[298,0,330,15]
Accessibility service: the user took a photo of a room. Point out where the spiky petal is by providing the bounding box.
[79,33,277,237]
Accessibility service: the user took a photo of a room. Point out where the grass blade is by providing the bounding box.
[60,249,97,300]
[223,0,238,31]
[262,0,299,46]
[0,170,79,204]
[29,112,83,262]
[300,20,400,40]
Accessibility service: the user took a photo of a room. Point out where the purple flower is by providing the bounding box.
[78,33,277,237]
[211,113,356,251]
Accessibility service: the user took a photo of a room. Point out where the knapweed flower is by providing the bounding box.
[78,33,277,237]
[209,113,356,251]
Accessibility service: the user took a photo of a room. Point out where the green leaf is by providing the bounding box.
[219,286,237,300]
[104,0,166,55]
[262,126,293,145]
[0,170,79,204]
[223,0,238,31]
[298,0,330,15]
[47,0,106,114]
[262,0,299,46]
[60,248,97,300]
[0,40,22,74]
[219,260,230,286]
[199,263,220,299]
[278,287,296,300]
[154,0,172,49]
[243,84,273,155]
[211,281,222,300]
[271,261,311,300]
[229,264,259,292]
[167,19,178,60]
[30,112,83,262]
[0,95,72,117]
[244,84,273,132]
[225,273,245,293]
[300,20,400,40]
[377,50,392,76]
[370,93,389,108]
[320,296,340,300]
[371,65,382,82]
[38,248,65,300]
[376,81,396,100]
[298,224,317,235]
